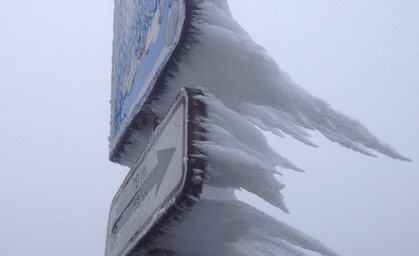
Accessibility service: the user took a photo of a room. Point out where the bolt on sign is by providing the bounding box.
[105,88,206,256]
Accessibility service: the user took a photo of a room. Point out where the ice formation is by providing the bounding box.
[153,187,339,256]
[152,0,410,163]
[112,0,410,255]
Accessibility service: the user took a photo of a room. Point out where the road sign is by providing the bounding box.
[109,0,188,164]
[105,88,206,256]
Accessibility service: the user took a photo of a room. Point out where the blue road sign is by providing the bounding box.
[109,0,187,162]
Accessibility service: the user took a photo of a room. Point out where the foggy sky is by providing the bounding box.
[0,1,417,255]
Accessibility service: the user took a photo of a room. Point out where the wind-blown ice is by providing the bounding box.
[139,91,341,256]
[195,92,300,213]
[114,0,410,255]
[151,187,339,256]
[150,0,410,163]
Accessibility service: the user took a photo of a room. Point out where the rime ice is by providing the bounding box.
[111,0,410,255]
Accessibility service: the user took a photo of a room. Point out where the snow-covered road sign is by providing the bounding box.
[109,0,187,164]
[105,88,206,256]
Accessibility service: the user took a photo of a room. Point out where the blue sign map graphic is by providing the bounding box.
[110,0,186,155]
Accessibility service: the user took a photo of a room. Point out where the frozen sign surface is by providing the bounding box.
[110,0,186,158]
[106,89,205,256]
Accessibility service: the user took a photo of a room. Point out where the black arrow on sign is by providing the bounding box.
[142,147,176,197]
[110,147,177,236]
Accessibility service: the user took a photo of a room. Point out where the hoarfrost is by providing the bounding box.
[114,0,411,255]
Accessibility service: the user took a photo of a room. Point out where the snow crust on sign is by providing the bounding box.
[113,0,410,255]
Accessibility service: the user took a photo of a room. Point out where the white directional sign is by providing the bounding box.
[105,89,206,256]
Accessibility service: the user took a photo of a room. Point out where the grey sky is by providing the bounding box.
[0,0,417,256]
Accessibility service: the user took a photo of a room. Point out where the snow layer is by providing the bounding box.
[114,0,410,255]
